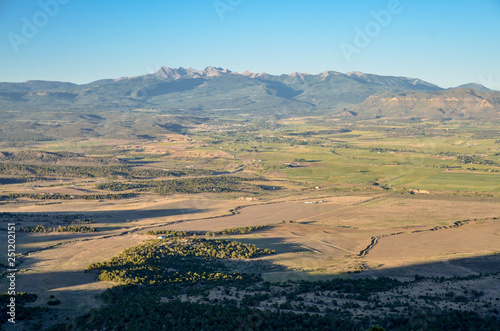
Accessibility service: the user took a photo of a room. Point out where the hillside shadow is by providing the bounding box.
[1,253,499,331]
[354,254,500,280]
[0,207,208,224]
[264,253,500,283]
[5,250,499,299]
[0,207,209,251]
[259,80,303,99]
[0,91,26,101]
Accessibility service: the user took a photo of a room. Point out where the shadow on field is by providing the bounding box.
[13,231,103,244]
[15,269,102,290]
[0,207,209,225]
[264,253,500,283]
[10,253,500,295]
[355,254,500,280]
[2,245,499,320]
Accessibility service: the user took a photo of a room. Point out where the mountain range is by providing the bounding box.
[0,66,499,120]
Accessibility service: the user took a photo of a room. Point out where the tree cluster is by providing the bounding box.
[206,224,272,236]
[5,193,136,200]
[457,155,497,166]
[87,239,275,286]
[0,163,206,179]
[97,176,258,195]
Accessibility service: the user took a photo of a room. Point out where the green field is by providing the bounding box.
[407,171,500,191]
[189,121,500,193]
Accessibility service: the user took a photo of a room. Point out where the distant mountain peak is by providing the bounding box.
[288,72,311,79]
[240,70,254,76]
[239,70,265,78]
[347,71,365,77]
[453,83,496,92]
[154,66,187,80]
[153,66,231,80]
[201,66,231,76]
[319,71,342,79]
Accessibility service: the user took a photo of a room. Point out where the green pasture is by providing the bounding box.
[407,171,500,192]
[202,120,500,193]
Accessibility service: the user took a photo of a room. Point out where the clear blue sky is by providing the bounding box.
[1,0,499,89]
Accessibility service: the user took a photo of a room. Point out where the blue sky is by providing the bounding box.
[1,0,499,88]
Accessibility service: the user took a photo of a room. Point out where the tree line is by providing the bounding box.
[0,163,208,179]
[206,224,272,236]
[146,224,274,238]
[96,175,261,195]
[0,150,116,164]
[19,225,97,233]
[4,193,136,200]
[146,230,192,237]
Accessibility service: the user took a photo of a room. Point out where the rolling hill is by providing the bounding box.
[348,88,500,120]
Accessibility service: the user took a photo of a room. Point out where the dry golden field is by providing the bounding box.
[2,190,499,323]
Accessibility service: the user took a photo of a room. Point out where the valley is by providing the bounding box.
[0,108,499,329]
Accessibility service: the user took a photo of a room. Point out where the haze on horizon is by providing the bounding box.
[1,0,499,89]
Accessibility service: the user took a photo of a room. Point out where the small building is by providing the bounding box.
[158,235,167,239]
